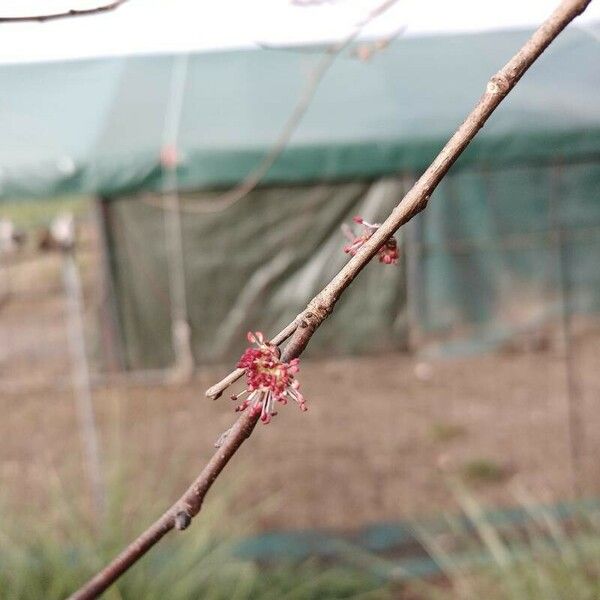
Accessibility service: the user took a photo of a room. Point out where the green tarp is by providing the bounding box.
[0,25,599,200]
[415,160,600,352]
[2,26,599,367]
[107,158,600,368]
[107,180,409,368]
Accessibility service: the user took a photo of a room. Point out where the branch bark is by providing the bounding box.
[0,0,127,23]
[69,1,591,597]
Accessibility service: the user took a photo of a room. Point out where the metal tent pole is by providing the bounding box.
[550,160,583,497]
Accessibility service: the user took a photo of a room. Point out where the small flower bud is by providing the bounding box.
[342,216,399,265]
[175,511,192,530]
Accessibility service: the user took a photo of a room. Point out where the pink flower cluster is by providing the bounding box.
[231,331,307,424]
[343,215,399,265]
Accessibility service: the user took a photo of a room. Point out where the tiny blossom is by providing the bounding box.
[230,331,307,425]
[160,144,179,169]
[342,215,399,265]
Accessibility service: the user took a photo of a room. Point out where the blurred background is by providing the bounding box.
[1,1,600,598]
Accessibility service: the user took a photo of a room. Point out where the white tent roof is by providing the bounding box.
[1,0,599,64]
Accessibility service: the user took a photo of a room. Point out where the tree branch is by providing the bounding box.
[69,1,591,597]
[0,0,127,23]
[143,0,402,215]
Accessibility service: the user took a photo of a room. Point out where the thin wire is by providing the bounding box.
[552,159,584,497]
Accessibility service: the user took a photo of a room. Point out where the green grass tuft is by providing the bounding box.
[459,459,505,484]
[0,196,89,229]
[0,466,391,600]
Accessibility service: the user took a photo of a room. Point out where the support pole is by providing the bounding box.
[161,54,194,383]
[60,215,106,519]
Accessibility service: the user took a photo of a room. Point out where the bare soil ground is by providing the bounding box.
[2,270,599,532]
[2,242,600,534]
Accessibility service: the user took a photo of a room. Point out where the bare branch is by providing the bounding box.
[67,337,305,600]
[69,1,592,597]
[143,0,402,215]
[0,0,127,23]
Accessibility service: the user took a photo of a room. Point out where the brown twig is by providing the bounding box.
[0,0,128,23]
[69,1,591,597]
[67,332,312,600]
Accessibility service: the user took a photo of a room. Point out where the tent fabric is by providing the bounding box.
[414,159,600,352]
[107,180,408,368]
[1,25,600,200]
[3,25,599,368]
[106,157,600,369]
